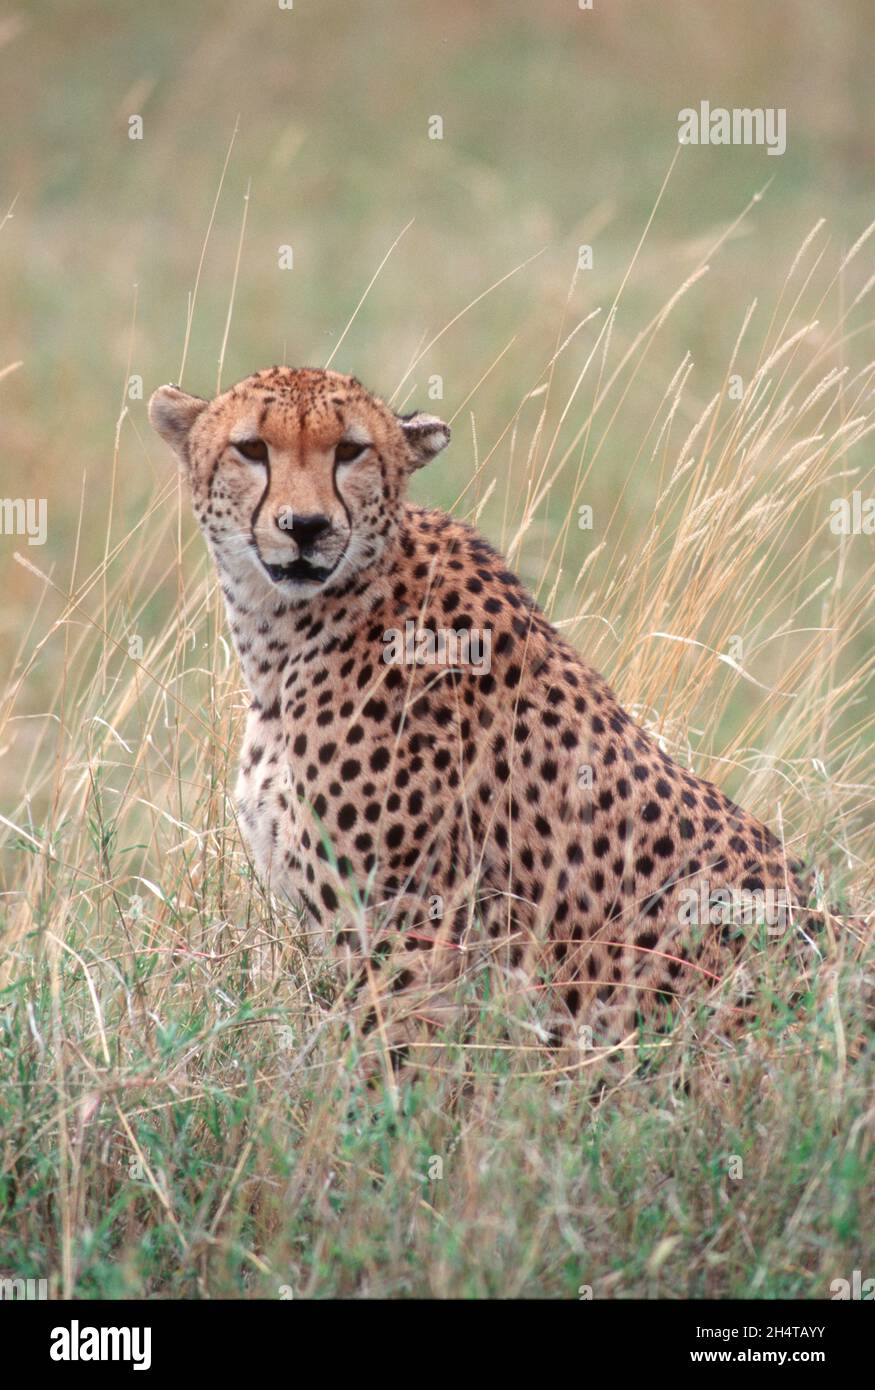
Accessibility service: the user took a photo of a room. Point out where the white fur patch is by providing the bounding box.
[342,421,373,447]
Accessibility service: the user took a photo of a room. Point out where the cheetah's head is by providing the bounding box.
[148,366,449,600]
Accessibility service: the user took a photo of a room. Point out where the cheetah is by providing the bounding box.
[149,366,848,1081]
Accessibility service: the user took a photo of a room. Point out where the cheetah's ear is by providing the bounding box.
[397,411,451,470]
[148,384,209,464]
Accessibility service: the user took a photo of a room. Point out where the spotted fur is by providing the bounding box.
[149,366,841,1077]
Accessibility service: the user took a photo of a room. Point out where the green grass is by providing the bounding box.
[1,925,871,1297]
[1,0,874,1298]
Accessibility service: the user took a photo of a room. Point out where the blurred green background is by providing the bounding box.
[1,0,874,802]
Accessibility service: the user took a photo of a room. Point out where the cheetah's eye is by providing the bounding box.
[233,438,269,464]
[334,439,368,465]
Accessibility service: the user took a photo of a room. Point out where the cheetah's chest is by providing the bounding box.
[232,648,473,917]
[235,709,298,898]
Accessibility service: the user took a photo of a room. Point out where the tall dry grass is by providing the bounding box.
[0,189,873,1294]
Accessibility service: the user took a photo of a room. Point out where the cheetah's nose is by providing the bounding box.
[277,512,331,549]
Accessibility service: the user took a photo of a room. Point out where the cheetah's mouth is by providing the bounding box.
[261,556,338,586]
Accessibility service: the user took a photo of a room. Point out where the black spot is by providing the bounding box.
[370,746,391,773]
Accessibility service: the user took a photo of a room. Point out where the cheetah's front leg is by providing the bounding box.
[334,897,470,1098]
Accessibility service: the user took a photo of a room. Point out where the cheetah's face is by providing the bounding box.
[148,367,449,599]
